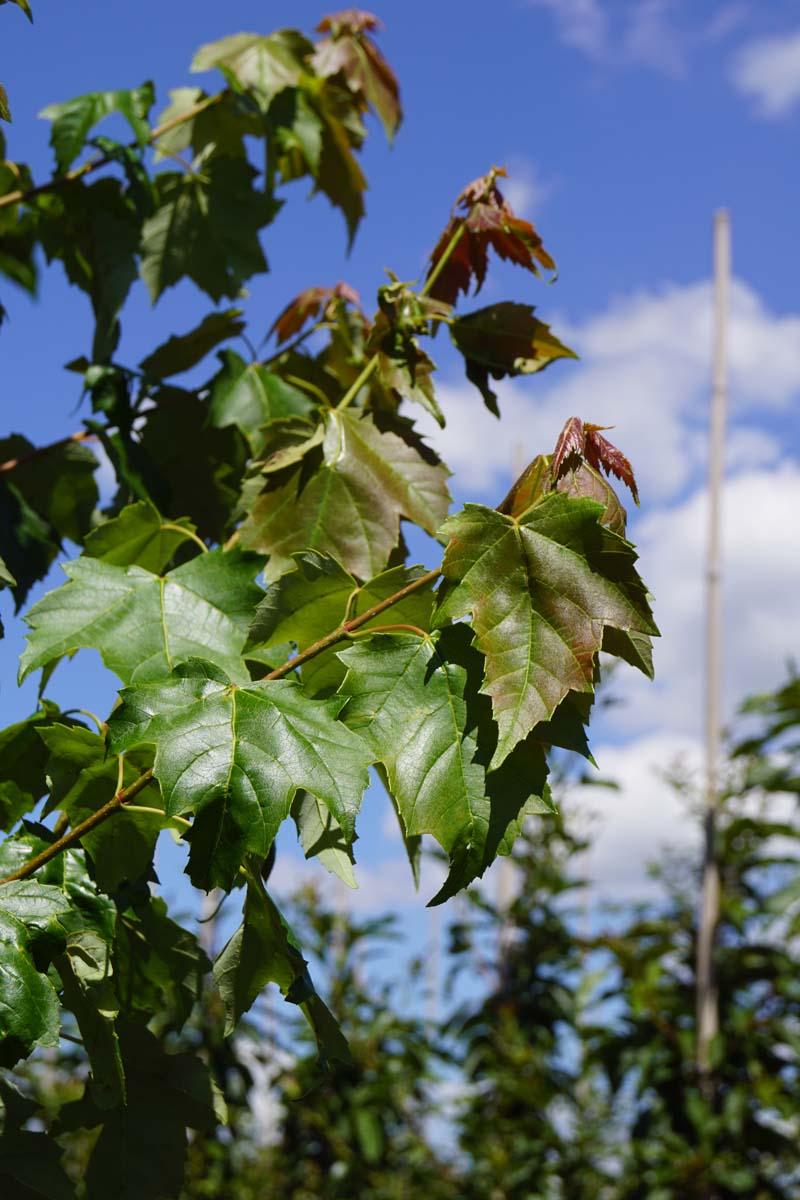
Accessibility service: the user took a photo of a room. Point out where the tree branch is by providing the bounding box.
[0,430,94,475]
[0,769,154,886]
[264,568,441,680]
[0,91,226,212]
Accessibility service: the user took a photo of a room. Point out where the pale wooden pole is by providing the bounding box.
[696,209,731,1088]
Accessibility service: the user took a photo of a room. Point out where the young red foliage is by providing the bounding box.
[314,9,401,140]
[552,417,639,505]
[425,167,556,306]
[267,281,361,345]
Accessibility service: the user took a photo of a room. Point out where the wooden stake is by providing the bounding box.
[696,209,730,1090]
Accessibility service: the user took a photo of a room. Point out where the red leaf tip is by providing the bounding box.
[552,417,639,505]
[317,10,383,35]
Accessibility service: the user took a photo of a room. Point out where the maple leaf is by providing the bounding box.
[435,494,657,766]
[313,11,401,142]
[425,167,556,306]
[267,281,361,344]
[240,409,451,582]
[552,416,639,505]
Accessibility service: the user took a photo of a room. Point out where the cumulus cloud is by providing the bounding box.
[502,158,553,220]
[529,0,746,75]
[731,30,800,117]
[574,733,702,900]
[612,462,800,738]
[418,277,800,508]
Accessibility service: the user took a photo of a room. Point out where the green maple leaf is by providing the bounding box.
[19,546,264,686]
[246,550,437,694]
[40,83,154,172]
[140,157,278,303]
[240,409,450,582]
[39,724,162,892]
[0,703,85,833]
[208,348,313,452]
[337,625,552,901]
[435,494,657,767]
[0,433,99,607]
[291,791,356,887]
[0,880,71,1066]
[135,391,248,544]
[107,660,371,891]
[214,868,349,1063]
[153,87,262,162]
[83,502,197,573]
[75,1023,219,1200]
[191,31,311,105]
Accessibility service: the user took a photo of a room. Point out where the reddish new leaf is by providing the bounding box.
[583,424,639,505]
[267,281,361,345]
[317,10,382,35]
[552,417,639,505]
[425,167,556,306]
[551,416,586,480]
[314,11,401,141]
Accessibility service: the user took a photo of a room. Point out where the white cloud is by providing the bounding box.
[418,277,800,508]
[502,159,553,219]
[529,0,746,75]
[269,843,446,914]
[731,30,800,117]
[573,732,702,900]
[529,0,608,60]
[608,462,800,738]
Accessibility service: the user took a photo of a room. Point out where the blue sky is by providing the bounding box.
[2,0,800,932]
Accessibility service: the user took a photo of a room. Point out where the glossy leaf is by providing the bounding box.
[107,659,371,891]
[208,348,313,451]
[135,391,248,544]
[38,177,141,361]
[0,703,83,833]
[20,547,265,686]
[40,83,155,172]
[214,869,350,1062]
[79,1023,219,1200]
[337,626,552,900]
[246,550,437,695]
[191,31,311,105]
[153,87,260,162]
[435,494,657,766]
[0,1129,77,1200]
[57,937,124,1110]
[0,880,71,1065]
[292,791,356,887]
[240,409,450,582]
[552,416,640,505]
[39,724,163,892]
[450,302,577,416]
[83,501,197,573]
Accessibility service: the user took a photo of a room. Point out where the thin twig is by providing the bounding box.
[0,430,94,474]
[0,91,226,212]
[0,769,154,886]
[264,568,441,680]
